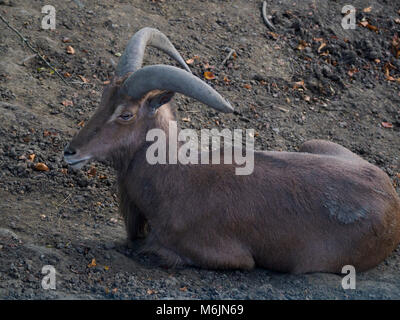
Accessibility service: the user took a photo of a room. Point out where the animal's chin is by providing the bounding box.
[65,157,91,169]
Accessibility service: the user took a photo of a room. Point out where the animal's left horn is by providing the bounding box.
[121,65,234,113]
[115,27,191,76]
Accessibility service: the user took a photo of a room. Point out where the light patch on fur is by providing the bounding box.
[323,186,369,224]
[107,104,126,123]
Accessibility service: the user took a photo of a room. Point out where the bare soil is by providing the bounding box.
[0,0,399,299]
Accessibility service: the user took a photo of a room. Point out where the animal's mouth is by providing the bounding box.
[64,156,91,169]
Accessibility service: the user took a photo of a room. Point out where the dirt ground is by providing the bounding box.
[0,0,399,300]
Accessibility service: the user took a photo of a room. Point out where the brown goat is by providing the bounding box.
[64,28,400,273]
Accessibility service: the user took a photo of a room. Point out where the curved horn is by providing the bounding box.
[121,65,234,113]
[115,27,191,76]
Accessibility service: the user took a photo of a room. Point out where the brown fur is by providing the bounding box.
[66,82,400,273]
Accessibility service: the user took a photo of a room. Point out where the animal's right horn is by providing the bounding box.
[115,27,191,76]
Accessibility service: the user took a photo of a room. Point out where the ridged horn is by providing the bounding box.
[121,65,234,113]
[115,27,191,76]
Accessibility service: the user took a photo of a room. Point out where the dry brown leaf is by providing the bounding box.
[243,84,252,90]
[28,154,35,162]
[88,258,96,268]
[363,6,372,13]
[62,37,72,43]
[318,42,327,53]
[204,71,215,80]
[62,100,73,107]
[77,120,85,127]
[78,75,88,83]
[185,58,194,64]
[223,76,230,83]
[179,286,188,292]
[367,24,378,32]
[64,72,72,78]
[381,122,393,128]
[34,163,49,172]
[348,68,359,77]
[395,18,400,24]
[297,40,308,51]
[267,31,279,40]
[359,21,369,27]
[60,168,68,175]
[66,46,75,54]
[87,166,97,177]
[182,117,191,122]
[293,80,306,90]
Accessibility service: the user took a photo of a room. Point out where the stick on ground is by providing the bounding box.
[262,1,276,31]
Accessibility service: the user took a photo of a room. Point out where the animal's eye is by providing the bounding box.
[118,112,134,121]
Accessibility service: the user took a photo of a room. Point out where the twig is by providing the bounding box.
[56,193,72,207]
[0,14,70,86]
[262,1,276,31]
[221,48,236,67]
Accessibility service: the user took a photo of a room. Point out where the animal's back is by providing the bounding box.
[245,148,400,273]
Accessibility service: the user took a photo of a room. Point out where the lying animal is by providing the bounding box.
[64,28,400,273]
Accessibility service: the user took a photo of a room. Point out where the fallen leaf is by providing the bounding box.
[77,120,85,127]
[88,258,96,268]
[28,154,35,162]
[112,288,118,294]
[395,18,400,24]
[348,68,359,77]
[363,6,372,13]
[182,117,191,122]
[62,37,72,43]
[204,71,215,80]
[304,95,311,102]
[147,289,156,295]
[60,168,68,175]
[103,80,111,85]
[114,52,122,57]
[78,75,88,83]
[381,122,393,128]
[359,21,369,27]
[34,163,49,172]
[62,100,73,107]
[186,58,194,64]
[104,266,109,271]
[267,31,279,40]
[293,80,306,90]
[179,287,188,292]
[367,24,378,32]
[243,84,252,90]
[223,76,230,83]
[87,166,97,177]
[318,42,327,53]
[64,72,72,78]
[66,46,75,54]
[297,40,308,51]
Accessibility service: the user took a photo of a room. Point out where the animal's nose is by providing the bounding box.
[64,145,77,157]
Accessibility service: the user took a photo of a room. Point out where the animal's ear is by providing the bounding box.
[147,91,175,111]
